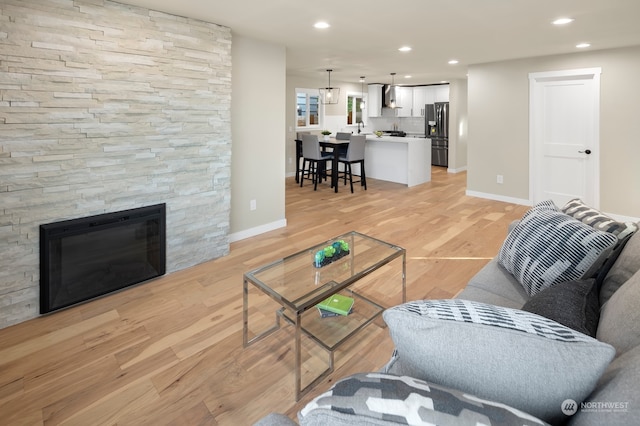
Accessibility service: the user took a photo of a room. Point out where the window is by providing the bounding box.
[347,94,364,125]
[296,89,320,128]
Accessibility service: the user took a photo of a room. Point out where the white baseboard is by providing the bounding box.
[465,190,531,206]
[229,219,287,243]
[447,166,467,174]
[466,191,639,223]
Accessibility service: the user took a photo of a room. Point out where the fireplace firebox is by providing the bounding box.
[40,204,166,314]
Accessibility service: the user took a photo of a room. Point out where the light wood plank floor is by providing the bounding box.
[0,168,529,425]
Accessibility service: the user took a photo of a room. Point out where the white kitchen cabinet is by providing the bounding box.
[368,84,383,117]
[411,86,426,117]
[365,135,431,186]
[435,84,450,102]
[425,87,436,105]
[411,86,428,117]
[412,86,442,117]
[394,86,412,117]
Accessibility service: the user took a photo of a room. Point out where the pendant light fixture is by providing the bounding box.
[389,72,397,109]
[319,69,340,104]
[359,76,366,110]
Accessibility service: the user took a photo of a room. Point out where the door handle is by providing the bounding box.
[578,149,592,154]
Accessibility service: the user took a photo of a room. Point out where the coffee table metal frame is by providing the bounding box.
[242,231,406,400]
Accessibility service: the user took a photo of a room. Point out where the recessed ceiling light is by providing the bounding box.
[314,21,330,29]
[576,43,591,49]
[552,18,574,25]
[404,75,412,79]
[448,59,459,65]
[440,80,449,84]
[398,46,412,52]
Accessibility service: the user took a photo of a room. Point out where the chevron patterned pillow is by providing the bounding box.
[562,198,638,240]
[299,372,549,426]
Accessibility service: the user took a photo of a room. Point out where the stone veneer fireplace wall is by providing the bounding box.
[0,1,232,328]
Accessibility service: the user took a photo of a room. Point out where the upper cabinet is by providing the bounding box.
[369,83,448,118]
[435,85,450,102]
[411,86,426,117]
[410,85,449,117]
[411,86,432,117]
[394,86,413,117]
[368,84,383,117]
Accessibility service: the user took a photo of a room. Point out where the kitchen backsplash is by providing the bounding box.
[326,114,426,137]
[367,115,426,135]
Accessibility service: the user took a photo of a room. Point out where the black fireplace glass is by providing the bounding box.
[40,204,166,314]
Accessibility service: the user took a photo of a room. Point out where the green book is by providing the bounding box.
[318,306,353,318]
[317,294,354,316]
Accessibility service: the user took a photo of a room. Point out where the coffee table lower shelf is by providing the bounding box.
[278,290,385,400]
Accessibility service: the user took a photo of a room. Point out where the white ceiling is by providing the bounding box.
[116,0,640,85]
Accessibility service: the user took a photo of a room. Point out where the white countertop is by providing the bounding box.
[365,135,427,144]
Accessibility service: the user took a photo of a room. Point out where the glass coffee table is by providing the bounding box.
[242,231,406,400]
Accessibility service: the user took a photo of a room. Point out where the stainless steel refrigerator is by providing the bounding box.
[426,102,449,167]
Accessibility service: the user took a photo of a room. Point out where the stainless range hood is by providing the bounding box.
[383,84,397,108]
[383,72,401,109]
[382,84,396,108]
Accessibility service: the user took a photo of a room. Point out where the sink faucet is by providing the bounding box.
[357,121,364,134]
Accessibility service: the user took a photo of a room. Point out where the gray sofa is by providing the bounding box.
[257,200,640,426]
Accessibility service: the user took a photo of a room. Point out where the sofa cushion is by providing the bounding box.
[597,268,640,354]
[383,299,615,424]
[599,229,640,306]
[298,372,549,426]
[458,258,530,308]
[521,278,599,337]
[498,205,617,296]
[567,344,640,426]
[456,285,525,309]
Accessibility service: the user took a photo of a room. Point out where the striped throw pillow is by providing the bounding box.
[498,207,618,296]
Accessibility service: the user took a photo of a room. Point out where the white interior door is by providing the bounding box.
[529,68,601,208]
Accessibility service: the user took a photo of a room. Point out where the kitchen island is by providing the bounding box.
[364,135,431,187]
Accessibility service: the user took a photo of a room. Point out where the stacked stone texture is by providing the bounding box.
[0,0,232,328]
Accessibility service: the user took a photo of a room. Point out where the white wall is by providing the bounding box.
[230,35,287,240]
[467,45,640,218]
[448,79,468,173]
